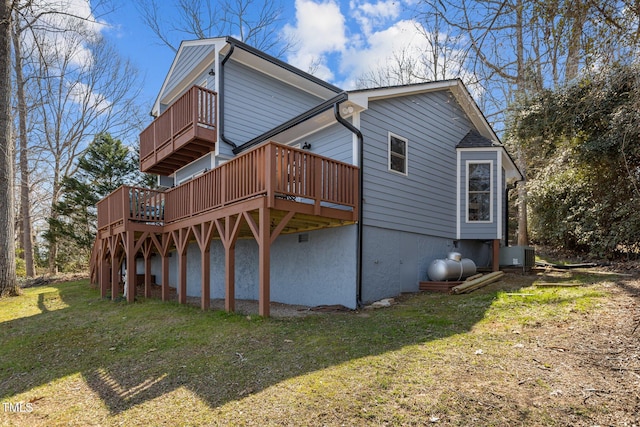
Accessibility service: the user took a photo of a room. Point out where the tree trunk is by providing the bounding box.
[516,145,529,246]
[565,0,587,83]
[12,16,34,277]
[0,0,17,296]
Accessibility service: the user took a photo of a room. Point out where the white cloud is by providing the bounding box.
[283,0,476,95]
[350,0,401,35]
[28,0,107,67]
[283,0,347,80]
[67,81,112,111]
[340,19,425,87]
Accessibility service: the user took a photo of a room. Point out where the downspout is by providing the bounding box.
[505,185,512,246]
[334,102,364,307]
[219,42,237,149]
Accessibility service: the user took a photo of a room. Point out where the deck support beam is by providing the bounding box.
[172,228,191,304]
[100,257,110,298]
[193,222,215,310]
[159,232,172,302]
[126,232,136,303]
[142,239,153,298]
[110,250,119,301]
[492,238,500,272]
[258,206,271,317]
[216,215,242,313]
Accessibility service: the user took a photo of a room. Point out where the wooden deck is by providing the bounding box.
[139,85,217,175]
[91,142,359,317]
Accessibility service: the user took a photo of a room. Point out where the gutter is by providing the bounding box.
[223,36,343,94]
[219,42,237,149]
[333,102,364,308]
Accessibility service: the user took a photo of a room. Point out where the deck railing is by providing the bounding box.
[163,142,359,223]
[97,142,359,230]
[139,85,217,163]
[97,186,165,230]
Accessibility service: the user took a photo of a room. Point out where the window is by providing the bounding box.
[467,161,492,222]
[388,133,408,174]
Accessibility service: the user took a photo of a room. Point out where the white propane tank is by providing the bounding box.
[427,252,477,281]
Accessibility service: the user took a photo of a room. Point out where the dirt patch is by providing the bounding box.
[465,268,640,425]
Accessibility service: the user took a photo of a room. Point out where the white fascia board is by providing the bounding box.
[448,83,500,144]
[152,38,224,116]
[348,79,499,143]
[348,79,460,105]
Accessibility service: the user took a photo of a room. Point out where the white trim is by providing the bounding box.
[456,150,461,240]
[465,160,494,224]
[352,112,360,167]
[497,153,503,239]
[388,132,408,176]
[457,146,521,182]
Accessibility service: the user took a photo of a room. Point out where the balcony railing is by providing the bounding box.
[97,186,165,230]
[139,85,217,175]
[97,142,359,231]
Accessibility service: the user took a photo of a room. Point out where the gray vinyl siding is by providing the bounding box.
[360,90,473,239]
[175,153,213,184]
[458,150,499,239]
[291,122,353,164]
[223,58,325,146]
[164,44,215,105]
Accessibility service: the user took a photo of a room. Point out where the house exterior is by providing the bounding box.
[91,36,522,316]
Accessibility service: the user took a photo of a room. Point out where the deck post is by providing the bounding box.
[100,255,110,298]
[111,249,119,301]
[143,241,153,298]
[160,232,172,301]
[225,242,236,312]
[492,239,500,272]
[178,250,187,304]
[172,228,190,305]
[126,232,136,303]
[193,222,214,311]
[201,247,211,310]
[258,206,271,317]
[161,253,170,301]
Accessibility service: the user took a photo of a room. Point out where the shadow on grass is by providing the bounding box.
[0,270,619,416]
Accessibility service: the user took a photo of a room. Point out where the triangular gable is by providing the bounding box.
[348,79,498,144]
[152,38,223,115]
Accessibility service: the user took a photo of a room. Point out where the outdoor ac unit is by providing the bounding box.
[499,246,535,268]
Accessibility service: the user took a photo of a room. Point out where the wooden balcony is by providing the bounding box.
[97,141,359,236]
[139,85,217,176]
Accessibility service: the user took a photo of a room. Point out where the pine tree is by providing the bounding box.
[46,133,145,271]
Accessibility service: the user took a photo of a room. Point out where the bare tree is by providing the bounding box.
[356,48,424,88]
[355,17,473,90]
[28,31,144,273]
[0,0,17,295]
[137,0,291,56]
[12,8,35,277]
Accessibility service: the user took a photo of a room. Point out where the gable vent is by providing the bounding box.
[298,233,309,243]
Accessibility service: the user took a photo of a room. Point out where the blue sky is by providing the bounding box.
[102,0,463,107]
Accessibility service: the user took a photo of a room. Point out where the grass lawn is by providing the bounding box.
[1,269,638,426]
